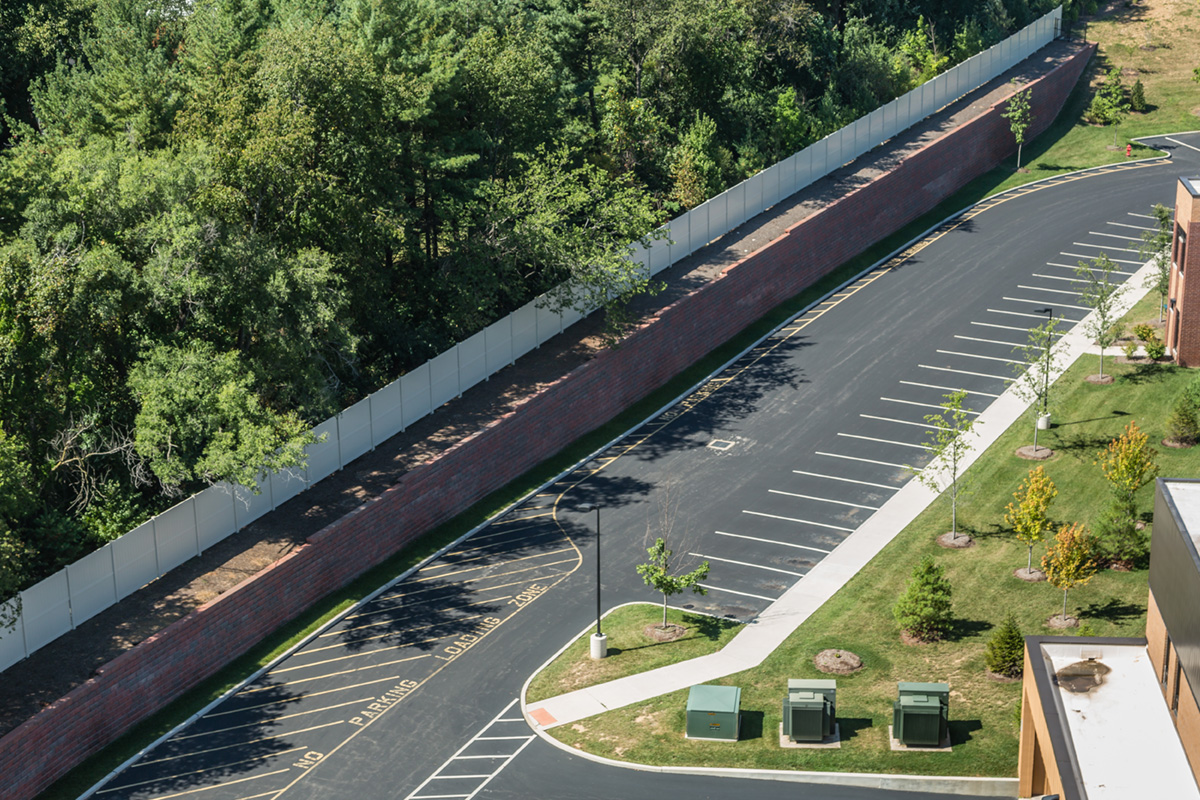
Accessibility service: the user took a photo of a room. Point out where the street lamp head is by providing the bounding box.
[1034,307,1052,315]
[579,503,599,512]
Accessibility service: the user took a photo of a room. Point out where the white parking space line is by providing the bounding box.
[1129,212,1156,219]
[175,699,370,740]
[836,432,930,451]
[690,553,806,577]
[1032,273,1085,283]
[880,397,982,414]
[743,510,855,531]
[1165,135,1200,153]
[1109,221,1154,230]
[1002,296,1090,311]
[697,584,778,603]
[244,654,431,691]
[769,489,880,509]
[987,307,1084,321]
[1088,231,1143,241]
[934,349,1025,364]
[208,675,408,718]
[953,334,1025,347]
[136,723,345,767]
[971,321,1062,336]
[1017,284,1081,297]
[140,771,293,800]
[715,530,833,553]
[405,699,536,800]
[791,470,899,491]
[1071,241,1140,252]
[859,414,944,431]
[1056,255,1140,267]
[96,752,305,794]
[898,380,1002,397]
[919,364,1013,381]
[816,451,910,470]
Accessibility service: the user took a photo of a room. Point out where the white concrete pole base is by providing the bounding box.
[1037,413,1051,430]
[590,633,608,660]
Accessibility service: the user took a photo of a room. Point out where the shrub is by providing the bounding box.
[1130,79,1146,112]
[985,615,1025,677]
[893,556,953,641]
[1145,336,1166,360]
[1122,340,1140,360]
[1133,323,1156,342]
[1167,396,1199,445]
[1094,500,1146,564]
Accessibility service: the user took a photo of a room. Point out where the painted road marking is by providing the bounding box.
[413,549,573,582]
[1032,273,1085,283]
[138,771,292,800]
[175,701,369,740]
[404,699,535,800]
[715,530,833,553]
[898,380,1001,397]
[1109,221,1155,230]
[1002,296,1091,311]
[934,349,1025,364]
[791,470,899,491]
[273,627,484,672]
[836,432,930,451]
[1165,135,1200,154]
[742,510,855,531]
[953,334,1025,347]
[241,654,431,692]
[769,489,880,509]
[1071,241,1139,252]
[1088,231,1143,241]
[327,599,505,639]
[135,722,344,767]
[971,321,1063,336]
[859,414,946,431]
[489,512,553,525]
[816,451,909,470]
[206,675,410,717]
[1056,255,1140,266]
[918,364,1013,381]
[690,553,806,577]
[698,584,778,603]
[368,574,571,615]
[96,751,305,794]
[880,397,981,414]
[1017,284,1082,296]
[987,307,1078,321]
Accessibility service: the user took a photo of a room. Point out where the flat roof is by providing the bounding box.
[1036,641,1200,800]
[1162,480,1200,551]
[1184,177,1200,197]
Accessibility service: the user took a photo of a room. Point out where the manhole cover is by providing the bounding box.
[1056,660,1112,694]
[708,440,735,451]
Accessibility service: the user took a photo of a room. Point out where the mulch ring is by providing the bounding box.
[1085,374,1114,384]
[937,532,975,549]
[1163,438,1194,449]
[1014,567,1047,583]
[813,649,864,674]
[986,670,1021,684]
[900,631,941,646]
[1046,614,1079,630]
[1016,444,1054,460]
[643,623,688,643]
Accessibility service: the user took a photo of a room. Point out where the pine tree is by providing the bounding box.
[893,556,953,641]
[985,614,1025,677]
[1130,79,1146,112]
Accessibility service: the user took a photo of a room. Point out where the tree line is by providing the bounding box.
[0,0,1061,604]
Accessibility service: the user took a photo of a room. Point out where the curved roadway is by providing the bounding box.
[81,133,1200,800]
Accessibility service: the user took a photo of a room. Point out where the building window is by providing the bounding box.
[1163,637,1171,686]
[1176,225,1188,271]
[1173,657,1182,715]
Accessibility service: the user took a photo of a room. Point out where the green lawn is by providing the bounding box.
[547,295,1200,777]
[526,604,742,703]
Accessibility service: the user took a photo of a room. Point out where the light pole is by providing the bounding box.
[580,503,606,659]
[1034,307,1053,454]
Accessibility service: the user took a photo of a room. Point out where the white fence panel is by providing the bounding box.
[338,396,373,463]
[485,317,514,373]
[114,521,158,599]
[511,302,538,358]
[746,167,765,216]
[0,599,25,670]
[666,211,690,261]
[647,229,672,274]
[708,192,729,246]
[797,146,815,189]
[66,546,117,626]
[726,182,746,231]
[154,500,199,574]
[21,570,70,653]
[269,464,308,507]
[400,362,433,426]
[430,348,460,408]
[234,479,273,528]
[459,329,488,389]
[369,380,403,446]
[306,418,341,482]
[761,160,782,209]
[195,484,236,551]
[536,304,563,346]
[688,202,710,253]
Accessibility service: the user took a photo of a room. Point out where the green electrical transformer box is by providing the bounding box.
[893,681,949,747]
[782,679,836,742]
[685,685,741,741]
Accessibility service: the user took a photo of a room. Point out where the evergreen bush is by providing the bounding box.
[1130,79,1146,112]
[985,614,1025,677]
[893,556,953,641]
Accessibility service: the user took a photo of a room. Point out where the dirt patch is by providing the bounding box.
[1016,445,1055,460]
[1046,614,1080,630]
[1163,438,1194,449]
[1014,567,1047,583]
[813,649,863,674]
[937,532,975,549]
[986,670,1021,683]
[643,623,687,643]
[1086,373,1115,384]
[900,631,940,646]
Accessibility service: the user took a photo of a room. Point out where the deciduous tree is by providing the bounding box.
[637,537,710,627]
[1001,83,1032,170]
[1075,253,1125,379]
[1042,522,1099,625]
[1004,465,1057,576]
[914,389,978,541]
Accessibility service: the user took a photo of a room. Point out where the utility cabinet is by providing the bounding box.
[685,685,741,741]
[893,681,949,747]
[782,679,836,742]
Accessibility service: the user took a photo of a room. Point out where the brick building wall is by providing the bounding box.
[1167,177,1200,366]
[0,43,1094,800]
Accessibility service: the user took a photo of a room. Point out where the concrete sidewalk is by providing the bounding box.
[525,258,1155,732]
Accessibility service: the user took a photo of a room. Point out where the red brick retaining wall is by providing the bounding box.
[1,43,1093,800]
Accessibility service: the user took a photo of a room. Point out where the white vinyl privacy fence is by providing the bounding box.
[0,7,1063,673]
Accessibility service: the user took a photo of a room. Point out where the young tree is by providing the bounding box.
[1088,68,1129,148]
[1004,466,1058,577]
[636,538,710,627]
[1002,84,1033,170]
[893,556,953,641]
[985,614,1025,678]
[1140,204,1173,322]
[1097,421,1159,518]
[1012,316,1065,455]
[1130,78,1146,113]
[1075,253,1126,379]
[914,389,979,541]
[1042,523,1099,625]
